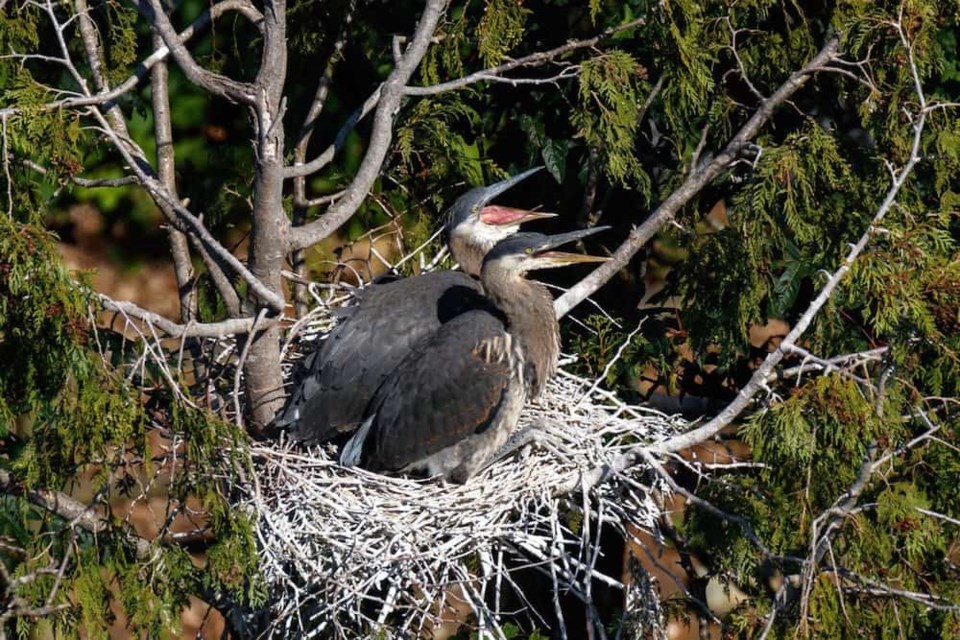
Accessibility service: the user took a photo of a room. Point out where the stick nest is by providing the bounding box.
[247,261,685,638]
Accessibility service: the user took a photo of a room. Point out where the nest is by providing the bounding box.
[245,315,682,637]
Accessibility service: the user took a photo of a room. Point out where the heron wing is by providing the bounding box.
[360,310,512,473]
[281,271,486,444]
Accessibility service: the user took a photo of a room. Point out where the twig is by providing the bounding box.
[135,0,255,103]
[403,18,644,96]
[643,23,928,456]
[286,0,448,251]
[554,35,842,318]
[99,295,272,338]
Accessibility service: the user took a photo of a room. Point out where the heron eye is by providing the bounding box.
[525,247,533,255]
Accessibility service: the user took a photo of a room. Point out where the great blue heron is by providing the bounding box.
[277,168,553,443]
[340,228,609,483]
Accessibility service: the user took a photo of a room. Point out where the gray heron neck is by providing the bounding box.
[448,236,487,277]
[482,273,559,397]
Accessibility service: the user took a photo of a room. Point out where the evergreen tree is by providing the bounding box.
[1,0,957,637]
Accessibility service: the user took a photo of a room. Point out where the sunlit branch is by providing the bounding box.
[287,0,448,252]
[554,35,842,318]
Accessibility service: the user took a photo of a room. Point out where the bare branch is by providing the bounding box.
[769,347,888,385]
[554,35,842,318]
[282,86,382,180]
[88,108,286,312]
[100,294,272,338]
[19,158,138,187]
[0,0,262,119]
[723,18,767,101]
[645,26,926,455]
[134,0,256,104]
[0,469,153,559]
[286,0,448,252]
[403,18,644,96]
[290,4,352,205]
[150,31,197,322]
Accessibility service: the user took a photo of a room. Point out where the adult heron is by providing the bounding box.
[278,168,553,443]
[341,228,609,483]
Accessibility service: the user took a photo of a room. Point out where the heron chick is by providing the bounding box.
[277,168,553,444]
[341,228,609,483]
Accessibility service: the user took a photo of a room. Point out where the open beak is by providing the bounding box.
[479,205,557,226]
[479,166,544,203]
[531,226,611,265]
[535,251,610,265]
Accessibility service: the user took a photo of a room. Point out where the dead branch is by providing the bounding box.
[286,0,447,251]
[403,18,645,96]
[99,294,273,338]
[554,35,842,318]
[135,0,256,103]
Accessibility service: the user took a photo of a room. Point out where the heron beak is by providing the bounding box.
[535,226,611,250]
[530,226,611,267]
[479,205,557,226]
[534,251,610,265]
[479,166,544,205]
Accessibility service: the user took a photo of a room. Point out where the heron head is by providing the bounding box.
[482,227,610,278]
[443,167,554,274]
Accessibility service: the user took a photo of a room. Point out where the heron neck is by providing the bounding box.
[448,236,486,277]
[482,273,559,397]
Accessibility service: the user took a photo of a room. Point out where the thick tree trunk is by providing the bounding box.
[242,0,289,432]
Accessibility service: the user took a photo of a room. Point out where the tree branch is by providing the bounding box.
[0,0,261,120]
[645,30,924,456]
[403,18,644,96]
[0,469,153,560]
[100,294,272,338]
[569,27,938,491]
[281,86,382,180]
[554,35,842,317]
[134,0,256,104]
[87,108,286,312]
[150,30,197,322]
[286,0,447,252]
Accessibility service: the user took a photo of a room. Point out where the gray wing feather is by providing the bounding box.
[280,271,485,444]
[360,310,512,473]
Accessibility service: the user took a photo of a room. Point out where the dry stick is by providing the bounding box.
[286,0,447,252]
[2,114,13,217]
[136,0,255,103]
[281,17,643,185]
[19,159,139,187]
[291,4,352,207]
[647,29,926,456]
[290,6,353,315]
[99,295,271,338]
[404,18,645,96]
[89,107,285,312]
[554,35,842,319]
[151,31,197,322]
[282,86,381,181]
[581,91,926,486]
[55,0,249,313]
[71,0,237,315]
[0,0,262,119]
[565,30,932,496]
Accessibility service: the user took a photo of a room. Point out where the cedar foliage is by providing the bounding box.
[1,0,958,637]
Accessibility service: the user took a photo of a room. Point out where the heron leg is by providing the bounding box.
[486,425,574,469]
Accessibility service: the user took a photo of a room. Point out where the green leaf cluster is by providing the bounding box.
[476,0,529,67]
[572,50,650,192]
